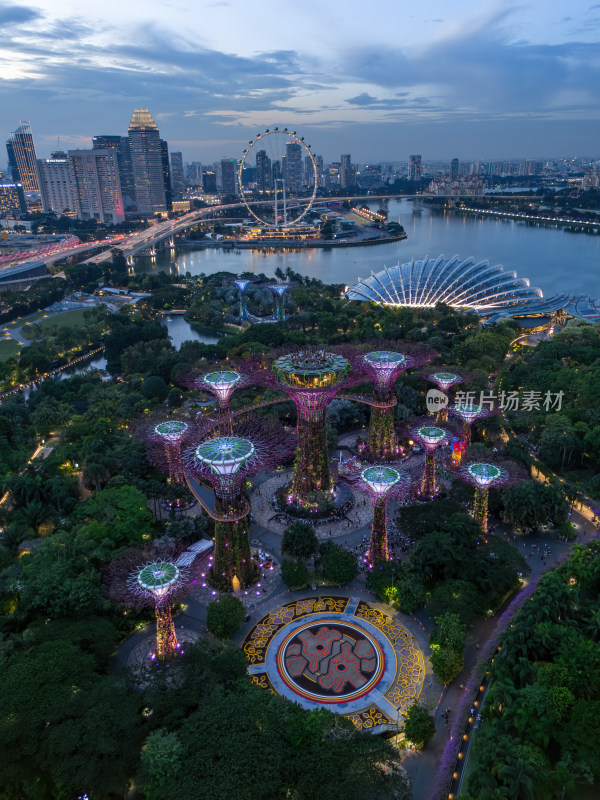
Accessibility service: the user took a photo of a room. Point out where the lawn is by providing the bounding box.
[3,311,48,330]
[0,338,21,362]
[37,308,90,333]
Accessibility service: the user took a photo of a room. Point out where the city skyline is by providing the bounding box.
[1,1,599,162]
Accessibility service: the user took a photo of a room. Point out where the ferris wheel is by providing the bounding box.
[238,128,318,228]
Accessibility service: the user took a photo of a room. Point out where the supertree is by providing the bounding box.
[230,277,258,321]
[423,367,472,422]
[359,344,435,459]
[344,465,412,566]
[177,366,250,433]
[450,455,527,533]
[130,413,191,482]
[109,550,197,661]
[267,282,296,322]
[183,418,293,589]
[450,402,495,446]
[410,420,451,498]
[267,349,362,508]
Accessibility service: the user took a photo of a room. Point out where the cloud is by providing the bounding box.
[346,93,378,106]
[0,1,41,25]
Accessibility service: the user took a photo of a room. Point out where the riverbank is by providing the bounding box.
[177,232,407,251]
[453,205,600,232]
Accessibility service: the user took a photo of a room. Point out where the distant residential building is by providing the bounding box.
[92,135,136,211]
[68,149,125,223]
[340,154,354,189]
[582,170,600,190]
[0,182,27,216]
[220,158,237,196]
[256,150,272,192]
[128,108,167,215]
[160,139,172,211]
[450,158,459,180]
[186,162,203,186]
[6,121,39,192]
[356,164,382,189]
[424,173,485,197]
[170,152,185,199]
[408,154,422,181]
[36,152,76,214]
[327,162,341,188]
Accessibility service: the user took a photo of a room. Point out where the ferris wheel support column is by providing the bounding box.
[274,182,279,228]
[283,180,287,226]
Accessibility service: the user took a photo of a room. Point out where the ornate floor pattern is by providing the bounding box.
[242,596,425,732]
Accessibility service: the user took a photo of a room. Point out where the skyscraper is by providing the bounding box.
[160,139,172,211]
[408,154,422,181]
[0,183,27,216]
[36,152,76,214]
[256,149,272,193]
[220,158,237,196]
[68,149,124,224]
[283,142,302,193]
[170,152,185,199]
[6,122,39,192]
[128,108,167,215]
[93,135,136,211]
[451,158,459,180]
[340,154,352,189]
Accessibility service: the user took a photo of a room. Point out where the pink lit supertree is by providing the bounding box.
[449,453,527,533]
[182,418,293,589]
[343,465,413,566]
[108,548,199,661]
[422,367,472,422]
[130,412,192,482]
[359,343,435,459]
[450,402,496,446]
[178,366,250,433]
[409,418,452,498]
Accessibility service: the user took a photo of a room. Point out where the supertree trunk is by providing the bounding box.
[420,450,437,497]
[211,500,257,589]
[436,406,449,424]
[155,601,178,659]
[367,406,398,459]
[473,485,488,532]
[165,443,183,483]
[290,416,332,504]
[464,423,472,446]
[368,497,390,564]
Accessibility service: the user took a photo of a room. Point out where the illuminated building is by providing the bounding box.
[128,108,167,215]
[6,121,39,192]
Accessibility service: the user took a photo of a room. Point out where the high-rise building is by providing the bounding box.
[36,152,76,214]
[68,149,124,224]
[315,155,324,187]
[283,142,302,193]
[93,135,136,211]
[327,162,341,188]
[220,158,237,196]
[128,108,167,215]
[186,162,203,186]
[0,183,27,216]
[6,122,39,192]
[408,155,422,181]
[450,158,459,180]
[170,152,185,199]
[202,171,217,193]
[340,154,352,189]
[160,139,172,211]
[256,149,272,193]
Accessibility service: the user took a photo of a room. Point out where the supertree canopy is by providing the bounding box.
[184,419,292,589]
[178,366,250,433]
[423,367,471,421]
[411,422,450,498]
[230,277,258,321]
[360,343,434,459]
[267,283,296,322]
[345,465,412,566]
[450,403,494,446]
[271,349,354,507]
[450,455,526,533]
[131,414,191,482]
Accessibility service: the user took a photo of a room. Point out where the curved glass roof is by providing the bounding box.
[345,254,542,311]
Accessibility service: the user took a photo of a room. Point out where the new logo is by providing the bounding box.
[426,389,448,413]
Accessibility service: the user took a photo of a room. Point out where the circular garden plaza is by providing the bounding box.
[120,343,553,793]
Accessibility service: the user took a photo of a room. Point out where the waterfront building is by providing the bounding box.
[283,141,302,193]
[6,122,39,192]
[170,152,185,199]
[408,154,422,181]
[424,173,485,196]
[36,153,76,214]
[68,149,125,224]
[128,108,167,215]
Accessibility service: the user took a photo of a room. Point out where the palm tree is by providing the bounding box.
[499,756,536,800]
[0,523,27,555]
[15,500,53,537]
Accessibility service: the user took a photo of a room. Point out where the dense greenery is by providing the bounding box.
[206,595,245,639]
[402,703,436,749]
[466,543,600,799]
